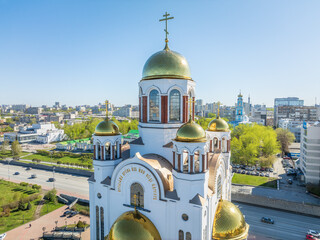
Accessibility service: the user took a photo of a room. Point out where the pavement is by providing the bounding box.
[237,202,320,240]
[5,206,90,240]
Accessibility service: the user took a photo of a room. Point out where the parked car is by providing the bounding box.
[260,173,265,177]
[232,168,236,173]
[31,174,37,178]
[255,172,260,176]
[26,167,32,170]
[308,230,320,237]
[256,167,261,171]
[48,178,56,182]
[261,167,265,171]
[269,168,274,172]
[261,217,274,224]
[265,173,270,177]
[14,172,20,175]
[62,210,72,217]
[237,169,241,174]
[67,211,79,218]
[287,179,293,184]
[0,233,6,240]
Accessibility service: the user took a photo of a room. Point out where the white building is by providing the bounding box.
[89,19,249,240]
[299,122,320,184]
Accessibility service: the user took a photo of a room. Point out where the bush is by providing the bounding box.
[76,220,85,228]
[32,184,41,191]
[20,182,28,187]
[44,189,57,204]
[18,201,25,211]
[26,202,32,210]
[79,209,90,216]
[36,150,50,156]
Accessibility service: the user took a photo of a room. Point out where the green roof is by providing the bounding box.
[58,138,91,145]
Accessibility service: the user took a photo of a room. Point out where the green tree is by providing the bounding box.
[275,128,295,156]
[26,202,32,210]
[11,140,22,159]
[1,140,9,155]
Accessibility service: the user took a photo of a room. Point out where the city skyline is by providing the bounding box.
[1,1,320,107]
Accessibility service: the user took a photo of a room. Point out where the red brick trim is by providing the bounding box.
[161,95,168,123]
[142,96,148,123]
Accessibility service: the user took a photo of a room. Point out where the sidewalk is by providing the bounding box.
[5,205,90,240]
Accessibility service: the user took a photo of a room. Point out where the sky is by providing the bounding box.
[0,0,320,107]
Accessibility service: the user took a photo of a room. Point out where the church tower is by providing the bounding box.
[235,92,244,122]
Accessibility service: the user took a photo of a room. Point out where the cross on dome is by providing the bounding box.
[159,12,174,44]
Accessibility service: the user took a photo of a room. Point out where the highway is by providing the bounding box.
[0,163,89,198]
[237,202,320,240]
[1,163,320,239]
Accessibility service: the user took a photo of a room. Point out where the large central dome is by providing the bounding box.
[142,44,191,80]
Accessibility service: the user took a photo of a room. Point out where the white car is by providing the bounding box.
[308,230,320,237]
[0,233,6,240]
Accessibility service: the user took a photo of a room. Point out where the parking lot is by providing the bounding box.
[232,164,276,178]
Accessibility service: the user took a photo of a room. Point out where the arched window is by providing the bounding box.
[179,230,184,240]
[217,175,222,199]
[182,150,189,173]
[114,143,118,159]
[100,207,104,239]
[169,89,181,121]
[105,142,111,160]
[97,143,101,160]
[214,138,219,151]
[186,232,192,240]
[149,90,160,122]
[130,182,144,207]
[96,206,100,240]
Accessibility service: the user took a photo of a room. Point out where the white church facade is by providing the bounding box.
[89,13,249,240]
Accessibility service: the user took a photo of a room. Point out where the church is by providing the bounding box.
[88,13,249,240]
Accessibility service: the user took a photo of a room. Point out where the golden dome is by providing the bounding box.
[207,117,229,132]
[142,44,191,81]
[175,119,206,142]
[95,119,120,136]
[212,200,249,240]
[106,210,161,240]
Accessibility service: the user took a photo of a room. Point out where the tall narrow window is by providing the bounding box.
[105,142,110,160]
[179,230,184,240]
[97,144,101,160]
[130,182,144,207]
[100,207,104,239]
[169,89,181,121]
[186,232,192,240]
[217,175,222,199]
[96,206,100,240]
[149,90,160,122]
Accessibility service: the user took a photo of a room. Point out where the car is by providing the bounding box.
[308,230,320,237]
[255,172,260,176]
[260,173,265,177]
[265,173,270,177]
[287,179,293,184]
[67,211,79,218]
[269,168,274,172]
[246,171,251,175]
[31,174,37,178]
[232,168,236,173]
[0,233,6,240]
[62,210,72,217]
[241,170,245,174]
[261,167,265,171]
[48,178,56,182]
[283,156,290,160]
[26,167,32,170]
[261,217,274,224]
[256,167,261,171]
[14,172,20,175]
[236,169,241,174]
[306,234,316,240]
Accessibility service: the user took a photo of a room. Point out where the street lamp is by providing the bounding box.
[52,166,55,189]
[7,159,11,180]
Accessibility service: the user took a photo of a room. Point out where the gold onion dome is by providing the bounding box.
[207,117,229,132]
[175,118,206,142]
[95,118,120,136]
[106,210,161,240]
[212,200,249,240]
[142,44,191,80]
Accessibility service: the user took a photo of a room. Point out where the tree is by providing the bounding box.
[26,202,32,210]
[11,140,22,159]
[276,128,295,156]
[1,140,9,154]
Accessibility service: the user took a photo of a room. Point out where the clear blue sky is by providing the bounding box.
[1,0,320,107]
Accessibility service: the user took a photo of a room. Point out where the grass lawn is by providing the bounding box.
[22,153,83,164]
[0,150,29,159]
[71,203,89,216]
[40,201,64,216]
[19,160,93,172]
[232,173,277,188]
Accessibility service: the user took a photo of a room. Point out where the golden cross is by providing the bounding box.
[159,12,174,43]
[187,98,195,121]
[105,100,109,119]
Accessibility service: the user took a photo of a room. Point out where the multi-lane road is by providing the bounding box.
[0,163,89,197]
[1,163,320,239]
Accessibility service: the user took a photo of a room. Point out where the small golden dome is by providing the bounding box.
[238,93,243,98]
[207,117,229,132]
[106,210,161,240]
[212,200,249,240]
[95,119,120,136]
[142,45,191,81]
[175,119,206,142]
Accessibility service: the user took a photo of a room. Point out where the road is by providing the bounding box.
[237,202,320,240]
[0,163,89,198]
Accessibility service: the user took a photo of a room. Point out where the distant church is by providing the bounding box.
[89,13,249,240]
